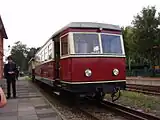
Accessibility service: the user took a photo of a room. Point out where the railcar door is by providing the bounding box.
[54,37,60,80]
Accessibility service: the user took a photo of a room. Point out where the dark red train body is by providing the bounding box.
[28,22,126,101]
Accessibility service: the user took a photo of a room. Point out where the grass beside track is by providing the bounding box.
[25,76,32,80]
[105,90,160,116]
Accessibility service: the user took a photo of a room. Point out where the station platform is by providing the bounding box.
[126,77,160,86]
[0,77,63,120]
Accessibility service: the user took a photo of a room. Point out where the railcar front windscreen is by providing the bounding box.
[73,33,100,54]
[73,33,124,55]
[101,34,123,55]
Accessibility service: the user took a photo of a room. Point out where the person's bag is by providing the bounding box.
[0,87,7,108]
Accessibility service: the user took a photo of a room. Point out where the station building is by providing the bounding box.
[0,15,8,80]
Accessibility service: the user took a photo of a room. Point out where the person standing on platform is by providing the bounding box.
[4,55,17,99]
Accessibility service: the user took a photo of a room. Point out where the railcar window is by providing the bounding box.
[101,34,122,54]
[36,55,40,62]
[61,35,68,56]
[41,51,44,61]
[48,43,52,59]
[73,33,100,54]
[44,47,48,60]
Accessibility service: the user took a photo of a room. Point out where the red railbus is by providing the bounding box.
[30,22,126,101]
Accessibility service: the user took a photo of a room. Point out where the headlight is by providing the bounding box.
[113,68,119,76]
[85,69,92,77]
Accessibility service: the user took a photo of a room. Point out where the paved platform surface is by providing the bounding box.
[126,77,160,86]
[0,77,62,120]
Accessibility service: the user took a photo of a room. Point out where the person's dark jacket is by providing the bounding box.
[4,62,17,79]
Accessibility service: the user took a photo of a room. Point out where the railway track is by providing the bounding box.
[34,80,101,120]
[77,96,160,120]
[76,102,127,120]
[74,107,100,120]
[101,99,160,120]
[126,84,160,95]
[34,80,127,120]
[84,96,160,120]
[33,79,160,120]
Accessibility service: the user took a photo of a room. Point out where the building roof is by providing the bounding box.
[0,15,8,39]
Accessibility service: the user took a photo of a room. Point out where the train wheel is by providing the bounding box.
[94,89,105,101]
[60,91,77,106]
[59,90,67,98]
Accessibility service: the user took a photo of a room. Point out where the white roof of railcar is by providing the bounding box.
[36,22,121,55]
[50,22,121,39]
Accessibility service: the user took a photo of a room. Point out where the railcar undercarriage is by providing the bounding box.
[33,76,125,102]
[91,86,121,102]
[52,80,125,102]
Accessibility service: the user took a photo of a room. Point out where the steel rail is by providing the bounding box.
[101,99,160,120]
[127,84,160,92]
[126,88,160,96]
[126,84,160,95]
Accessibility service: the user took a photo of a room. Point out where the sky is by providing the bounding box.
[0,0,160,54]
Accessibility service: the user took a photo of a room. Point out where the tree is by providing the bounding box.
[10,41,40,71]
[11,41,29,71]
[27,47,40,61]
[132,6,160,65]
[122,26,141,66]
[122,26,136,56]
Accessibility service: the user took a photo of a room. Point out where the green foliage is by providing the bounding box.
[10,41,39,71]
[25,76,32,80]
[123,6,160,68]
[120,91,160,110]
[11,41,29,71]
[26,47,40,62]
[132,6,160,53]
[122,26,136,56]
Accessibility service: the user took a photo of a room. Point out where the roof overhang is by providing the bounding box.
[0,15,8,39]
